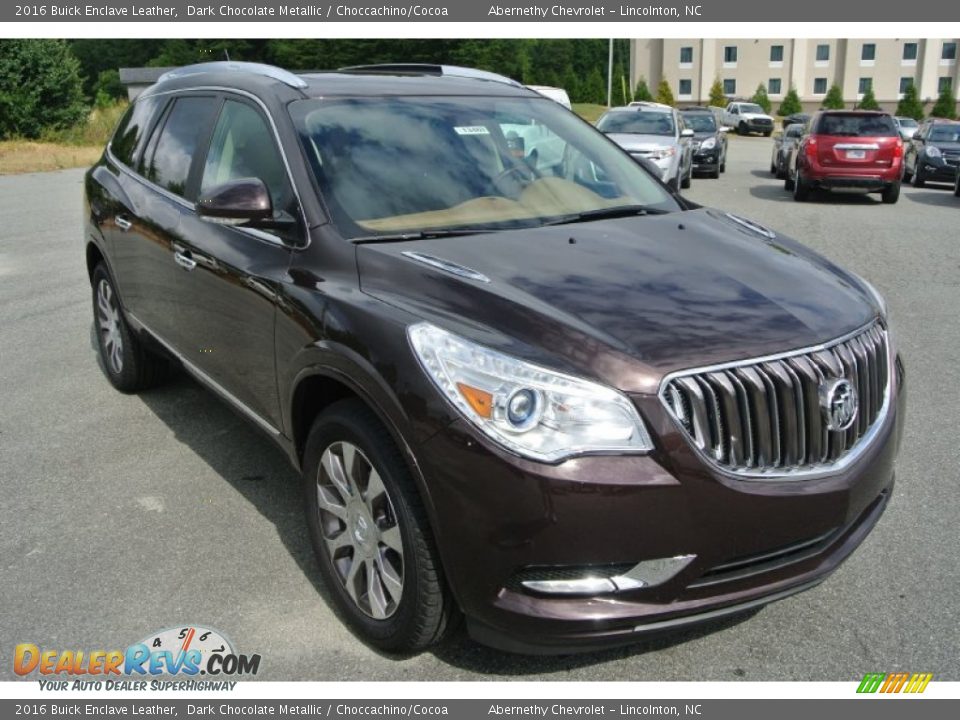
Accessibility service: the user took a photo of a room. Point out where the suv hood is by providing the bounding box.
[357,208,876,393]
[741,112,774,121]
[606,133,678,152]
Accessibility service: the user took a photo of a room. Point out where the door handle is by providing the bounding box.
[174,249,197,271]
[115,215,132,232]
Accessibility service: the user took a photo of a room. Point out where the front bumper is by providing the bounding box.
[417,358,905,654]
[692,149,720,171]
[919,157,958,181]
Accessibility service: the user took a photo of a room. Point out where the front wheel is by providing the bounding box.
[912,165,926,188]
[91,263,168,393]
[738,122,748,136]
[302,399,456,652]
[954,171,960,197]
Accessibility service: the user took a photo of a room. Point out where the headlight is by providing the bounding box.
[700,137,717,150]
[408,323,653,462]
[650,146,677,160]
[926,146,942,158]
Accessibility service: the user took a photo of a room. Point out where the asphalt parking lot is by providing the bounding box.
[2,136,958,682]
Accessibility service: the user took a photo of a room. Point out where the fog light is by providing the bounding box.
[518,555,696,595]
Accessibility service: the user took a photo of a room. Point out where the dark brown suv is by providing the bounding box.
[84,62,904,654]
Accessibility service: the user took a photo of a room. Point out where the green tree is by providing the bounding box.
[930,85,957,119]
[858,85,880,110]
[634,76,653,102]
[93,69,124,108]
[708,78,727,107]
[778,86,802,116]
[582,67,605,104]
[0,39,87,139]
[561,65,581,104]
[751,83,772,114]
[655,78,675,107]
[895,81,925,120]
[823,83,846,110]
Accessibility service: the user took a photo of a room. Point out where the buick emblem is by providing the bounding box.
[820,378,858,431]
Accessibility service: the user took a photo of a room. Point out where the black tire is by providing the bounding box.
[902,160,913,183]
[912,164,925,188]
[681,165,692,189]
[91,263,168,393]
[784,169,795,191]
[709,165,721,179]
[793,171,810,201]
[302,398,457,653]
[720,154,727,173]
[668,174,680,192]
[770,159,778,175]
[763,131,772,137]
[954,172,960,197]
[881,182,900,204]
[738,122,748,136]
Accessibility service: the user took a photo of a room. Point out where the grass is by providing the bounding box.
[573,103,607,123]
[0,101,126,175]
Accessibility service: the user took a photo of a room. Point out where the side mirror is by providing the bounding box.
[197,177,273,226]
[681,128,695,138]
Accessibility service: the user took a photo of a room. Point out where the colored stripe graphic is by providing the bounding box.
[857,672,932,694]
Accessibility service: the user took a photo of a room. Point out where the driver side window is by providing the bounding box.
[201,99,294,215]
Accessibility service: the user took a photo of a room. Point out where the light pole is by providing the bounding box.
[607,38,614,107]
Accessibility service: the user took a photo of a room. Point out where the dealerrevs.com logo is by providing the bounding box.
[14,626,261,686]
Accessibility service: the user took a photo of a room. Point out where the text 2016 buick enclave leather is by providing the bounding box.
[83,62,904,654]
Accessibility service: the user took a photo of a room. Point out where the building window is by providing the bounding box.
[724,46,738,64]
[678,79,692,96]
[899,77,914,94]
[943,42,958,61]
[903,42,918,61]
[939,77,954,93]
[680,46,693,64]
[858,77,873,95]
[813,77,828,94]
[768,78,782,95]
[816,44,830,62]
[723,78,736,95]
[770,45,784,63]
[861,43,876,61]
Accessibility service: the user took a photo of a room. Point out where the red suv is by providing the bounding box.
[786,111,903,203]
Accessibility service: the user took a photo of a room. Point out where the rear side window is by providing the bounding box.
[110,97,160,167]
[815,114,897,137]
[143,96,218,197]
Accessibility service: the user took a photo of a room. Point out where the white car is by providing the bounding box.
[722,101,775,136]
[894,116,919,140]
[597,104,695,190]
[526,85,572,110]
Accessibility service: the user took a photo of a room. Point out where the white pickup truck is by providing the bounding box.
[722,102,775,136]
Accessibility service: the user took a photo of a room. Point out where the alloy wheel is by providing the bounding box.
[315,441,404,619]
[96,278,123,374]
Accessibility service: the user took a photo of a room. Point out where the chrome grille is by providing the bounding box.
[661,323,890,478]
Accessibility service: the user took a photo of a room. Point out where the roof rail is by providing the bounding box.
[338,63,522,88]
[157,61,308,89]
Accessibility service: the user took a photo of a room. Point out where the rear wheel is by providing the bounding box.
[881,182,901,204]
[91,263,168,393]
[681,163,692,189]
[954,171,960,197]
[302,399,456,652]
[792,171,810,201]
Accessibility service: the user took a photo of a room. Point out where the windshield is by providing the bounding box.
[596,111,676,136]
[682,114,717,132]
[816,113,897,137]
[739,104,765,114]
[897,118,918,128]
[929,126,960,142]
[291,96,679,238]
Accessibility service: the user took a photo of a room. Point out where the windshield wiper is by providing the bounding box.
[544,204,669,226]
[352,228,497,243]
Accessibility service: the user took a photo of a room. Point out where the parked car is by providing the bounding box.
[785,110,903,203]
[903,119,960,188]
[894,116,919,141]
[782,113,811,130]
[679,106,728,178]
[526,84,572,110]
[85,62,904,655]
[597,103,694,189]
[771,123,805,179]
[722,101,775,136]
